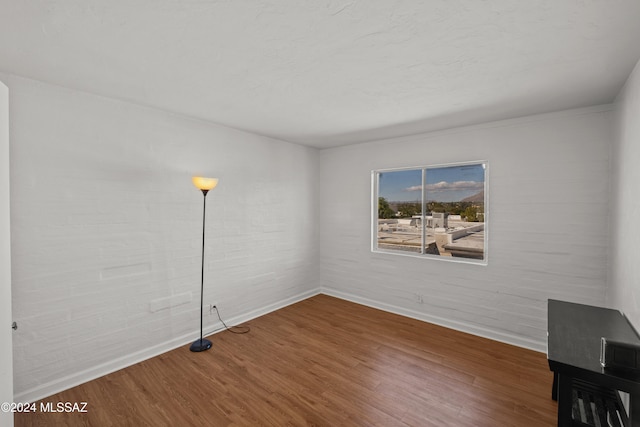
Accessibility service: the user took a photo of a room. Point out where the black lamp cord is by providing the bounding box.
[212,305,250,334]
[201,188,249,336]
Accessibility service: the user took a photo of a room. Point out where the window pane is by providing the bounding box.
[372,161,487,264]
[425,163,485,260]
[376,169,423,254]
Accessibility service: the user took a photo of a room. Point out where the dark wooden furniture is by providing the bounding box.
[548,299,640,427]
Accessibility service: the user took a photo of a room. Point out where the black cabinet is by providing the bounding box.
[547,299,640,427]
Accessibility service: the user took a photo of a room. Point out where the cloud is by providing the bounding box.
[404,181,483,193]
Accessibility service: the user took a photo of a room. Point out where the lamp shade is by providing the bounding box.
[192,176,219,191]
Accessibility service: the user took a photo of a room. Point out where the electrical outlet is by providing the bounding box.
[209,304,217,314]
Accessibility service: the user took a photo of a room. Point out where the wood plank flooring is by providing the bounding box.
[15,294,557,426]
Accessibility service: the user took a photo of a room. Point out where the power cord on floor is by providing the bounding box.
[212,305,250,334]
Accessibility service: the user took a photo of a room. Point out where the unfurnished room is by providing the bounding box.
[1,1,640,426]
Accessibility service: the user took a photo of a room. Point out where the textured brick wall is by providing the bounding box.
[318,106,613,351]
[4,74,319,401]
[610,59,640,331]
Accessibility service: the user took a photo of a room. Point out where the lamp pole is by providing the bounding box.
[190,177,218,352]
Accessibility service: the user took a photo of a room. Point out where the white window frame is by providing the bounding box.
[371,160,488,265]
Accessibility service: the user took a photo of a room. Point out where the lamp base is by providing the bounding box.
[189,338,212,352]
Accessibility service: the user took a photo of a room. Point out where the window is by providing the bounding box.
[372,161,487,264]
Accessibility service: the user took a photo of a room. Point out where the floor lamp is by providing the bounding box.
[190,176,219,352]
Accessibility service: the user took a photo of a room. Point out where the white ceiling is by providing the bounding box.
[1,1,640,149]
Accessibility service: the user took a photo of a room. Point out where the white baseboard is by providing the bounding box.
[320,287,547,354]
[14,288,320,404]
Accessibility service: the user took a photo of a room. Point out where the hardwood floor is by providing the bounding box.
[15,294,557,426]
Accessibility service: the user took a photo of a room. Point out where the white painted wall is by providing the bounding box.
[0,80,14,426]
[609,58,640,332]
[318,106,613,351]
[3,73,319,402]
